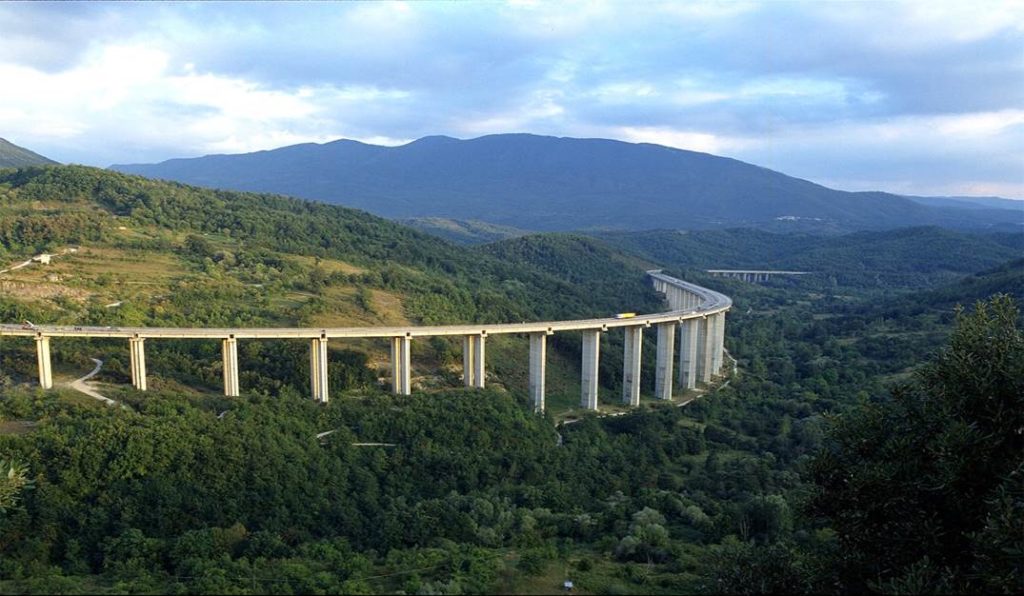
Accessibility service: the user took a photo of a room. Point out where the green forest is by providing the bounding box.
[0,166,1021,594]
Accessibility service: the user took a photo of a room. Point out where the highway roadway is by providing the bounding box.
[1,270,731,341]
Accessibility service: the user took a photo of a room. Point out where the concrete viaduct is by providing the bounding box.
[0,271,730,412]
[707,269,810,283]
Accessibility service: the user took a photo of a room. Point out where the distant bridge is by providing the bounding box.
[707,269,811,282]
[1,272,730,412]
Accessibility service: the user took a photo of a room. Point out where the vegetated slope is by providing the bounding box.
[0,165,658,324]
[401,217,529,244]
[0,165,662,396]
[905,194,1024,212]
[0,138,58,168]
[877,257,1024,318]
[596,226,1024,289]
[110,133,1018,233]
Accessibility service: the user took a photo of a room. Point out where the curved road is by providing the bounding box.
[67,358,117,406]
[0,271,731,341]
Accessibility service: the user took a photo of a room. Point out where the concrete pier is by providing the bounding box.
[699,317,715,383]
[654,322,675,400]
[581,330,601,410]
[222,337,239,397]
[390,337,402,394]
[391,335,412,395]
[129,337,147,391]
[677,318,699,390]
[529,332,547,412]
[471,333,487,389]
[463,335,476,387]
[712,313,726,375]
[309,337,328,402]
[622,326,642,406]
[34,335,52,389]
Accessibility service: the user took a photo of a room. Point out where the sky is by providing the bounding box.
[1,1,1022,199]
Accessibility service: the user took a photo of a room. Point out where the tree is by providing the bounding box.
[808,295,1024,592]
[0,458,32,513]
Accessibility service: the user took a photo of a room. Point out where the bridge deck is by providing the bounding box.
[2,271,730,340]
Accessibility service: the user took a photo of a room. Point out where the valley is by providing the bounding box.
[2,4,1022,593]
[0,164,1020,594]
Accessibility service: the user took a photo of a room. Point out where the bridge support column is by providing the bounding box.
[463,334,485,388]
[622,326,642,406]
[698,317,715,383]
[711,313,726,375]
[462,335,476,387]
[580,330,600,410]
[654,322,675,400]
[309,337,328,403]
[529,332,546,413]
[129,337,147,391]
[677,318,699,390]
[222,337,239,397]
[391,336,411,395]
[34,335,52,389]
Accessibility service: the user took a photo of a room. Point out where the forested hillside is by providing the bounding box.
[0,165,660,402]
[1,165,1020,594]
[597,227,1023,289]
[110,134,1020,234]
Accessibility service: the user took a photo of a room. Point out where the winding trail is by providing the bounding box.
[67,359,117,406]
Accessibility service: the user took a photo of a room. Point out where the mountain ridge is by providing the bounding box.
[110,133,1020,234]
[0,138,59,168]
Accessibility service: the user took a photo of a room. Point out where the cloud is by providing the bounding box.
[0,1,1020,197]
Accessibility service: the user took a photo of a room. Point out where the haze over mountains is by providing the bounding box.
[111,134,1021,234]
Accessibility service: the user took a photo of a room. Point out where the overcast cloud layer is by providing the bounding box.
[2,1,1021,198]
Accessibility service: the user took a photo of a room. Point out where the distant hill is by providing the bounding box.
[110,134,1019,234]
[0,138,58,168]
[915,257,1024,308]
[594,226,1024,289]
[905,195,1024,212]
[869,257,1024,320]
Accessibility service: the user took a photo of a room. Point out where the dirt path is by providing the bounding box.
[68,359,117,406]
